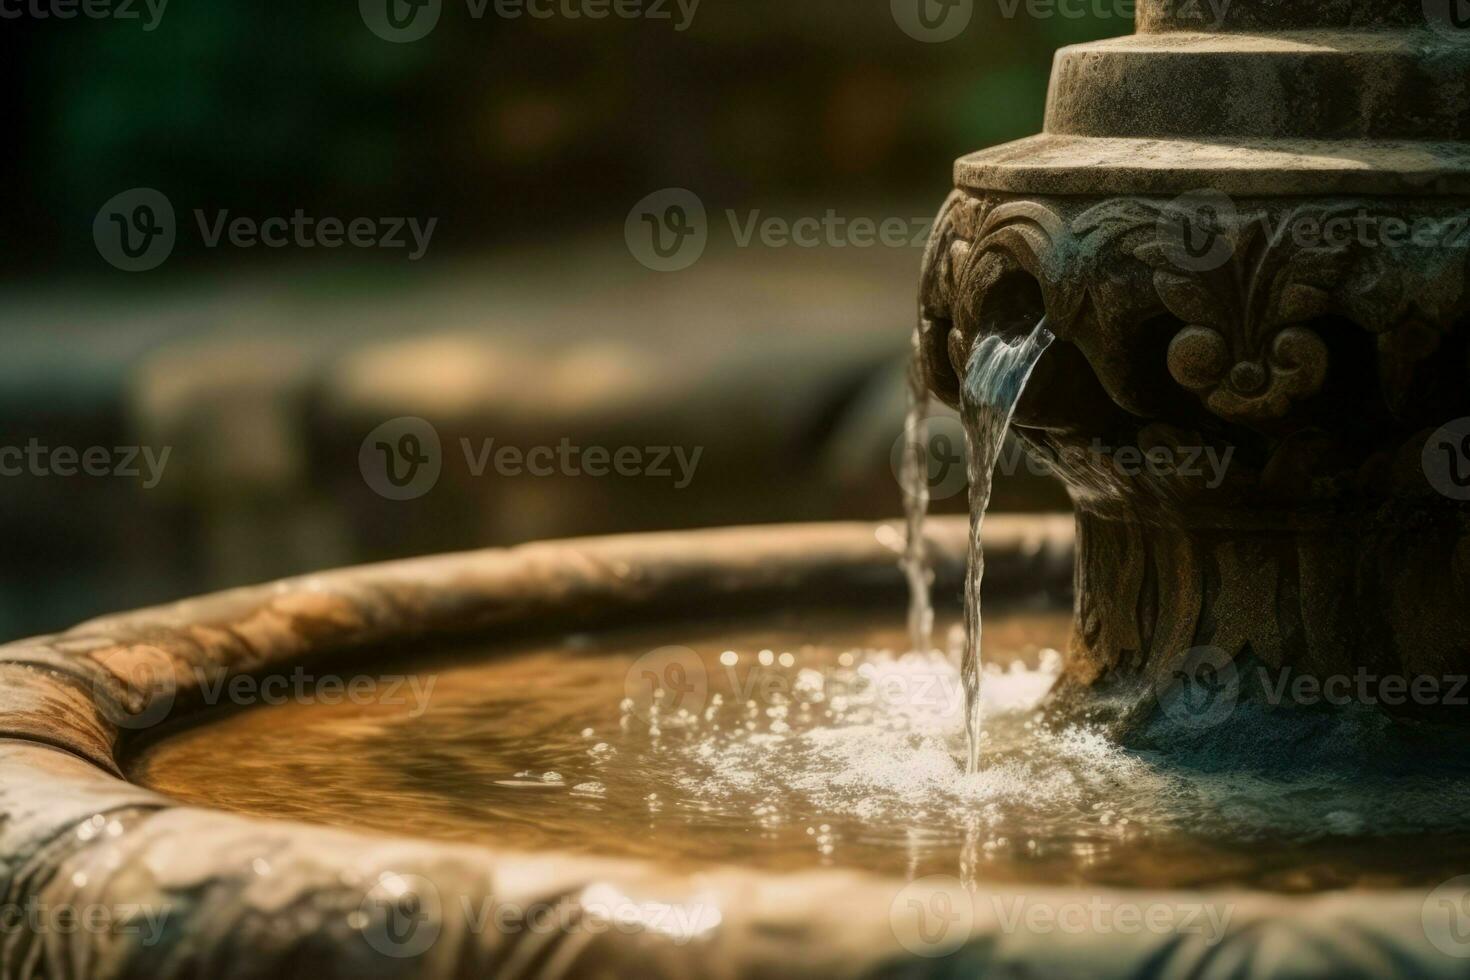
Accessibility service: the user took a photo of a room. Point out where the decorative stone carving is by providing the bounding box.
[919,0,1470,722]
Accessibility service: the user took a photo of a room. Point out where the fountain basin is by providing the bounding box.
[1,516,1467,977]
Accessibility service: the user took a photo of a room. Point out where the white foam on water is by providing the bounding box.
[653,647,1152,836]
[623,643,1470,855]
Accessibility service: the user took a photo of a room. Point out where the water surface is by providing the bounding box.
[130,607,1470,890]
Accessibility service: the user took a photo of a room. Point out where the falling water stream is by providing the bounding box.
[899,324,934,660]
[903,319,1054,773]
[958,321,1054,772]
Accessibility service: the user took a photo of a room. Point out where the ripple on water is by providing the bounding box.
[129,611,1470,890]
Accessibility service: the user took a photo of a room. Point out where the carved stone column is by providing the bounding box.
[919,0,1470,716]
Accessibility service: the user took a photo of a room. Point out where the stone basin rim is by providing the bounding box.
[0,517,1459,978]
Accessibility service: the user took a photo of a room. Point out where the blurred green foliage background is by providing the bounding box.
[3,0,1123,277]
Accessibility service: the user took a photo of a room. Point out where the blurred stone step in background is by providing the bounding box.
[0,238,1067,641]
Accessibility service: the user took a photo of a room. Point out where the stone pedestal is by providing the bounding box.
[919,0,1470,713]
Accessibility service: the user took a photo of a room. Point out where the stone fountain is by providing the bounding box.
[5,3,1470,977]
[919,0,1470,716]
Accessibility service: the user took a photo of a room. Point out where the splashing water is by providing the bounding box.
[899,324,933,658]
[132,610,1470,890]
[959,321,1054,773]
